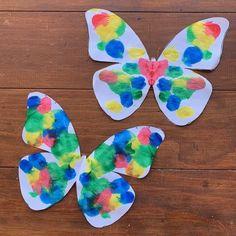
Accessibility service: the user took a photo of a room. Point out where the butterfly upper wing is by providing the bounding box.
[158,17,229,70]
[85,8,149,63]
[76,157,135,228]
[19,92,81,210]
[153,64,212,126]
[93,63,150,120]
[153,17,229,126]
[76,126,164,227]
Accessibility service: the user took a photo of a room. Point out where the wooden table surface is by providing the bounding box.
[0,1,235,235]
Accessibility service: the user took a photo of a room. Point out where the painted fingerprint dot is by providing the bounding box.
[111,178,130,193]
[28,153,47,170]
[187,77,206,90]
[166,95,181,111]
[128,48,145,59]
[166,66,183,78]
[163,47,179,62]
[27,96,40,108]
[120,91,133,108]
[131,76,146,89]
[122,63,140,75]
[37,97,51,114]
[64,167,76,180]
[157,77,172,91]
[99,70,118,83]
[182,46,203,66]
[105,40,124,59]
[120,191,134,204]
[105,100,123,113]
[20,159,33,173]
[150,132,163,147]
[176,106,195,118]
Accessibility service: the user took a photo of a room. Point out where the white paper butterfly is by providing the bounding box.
[85,8,229,126]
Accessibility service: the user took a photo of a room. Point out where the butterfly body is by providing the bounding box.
[86,9,229,125]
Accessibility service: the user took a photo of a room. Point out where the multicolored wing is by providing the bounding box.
[19,92,81,210]
[93,63,150,120]
[158,17,229,70]
[19,152,82,210]
[76,126,164,227]
[153,64,212,126]
[77,157,135,228]
[85,8,149,63]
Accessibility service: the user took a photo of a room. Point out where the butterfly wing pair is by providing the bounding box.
[86,8,229,125]
[19,92,165,227]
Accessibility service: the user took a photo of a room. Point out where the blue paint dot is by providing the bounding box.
[79,173,91,185]
[157,78,172,91]
[43,129,57,139]
[166,95,181,111]
[120,191,135,204]
[120,91,133,108]
[105,40,124,59]
[150,133,163,147]
[53,110,70,134]
[28,153,47,170]
[40,191,52,204]
[111,178,130,194]
[64,167,76,180]
[84,207,100,217]
[113,130,132,151]
[182,46,203,66]
[27,96,40,108]
[19,159,33,173]
[131,76,146,89]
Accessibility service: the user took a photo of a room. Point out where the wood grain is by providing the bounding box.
[1,168,235,236]
[0,1,236,235]
[0,0,235,12]
[0,13,234,90]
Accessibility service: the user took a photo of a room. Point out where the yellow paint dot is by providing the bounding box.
[176,106,195,118]
[131,138,140,150]
[163,47,179,62]
[27,168,40,184]
[105,100,123,113]
[25,131,42,147]
[43,112,54,129]
[128,48,145,59]
[173,79,187,87]
[109,194,121,210]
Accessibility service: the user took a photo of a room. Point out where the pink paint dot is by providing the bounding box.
[187,77,206,90]
[137,127,151,145]
[99,70,118,83]
[115,154,128,168]
[95,189,113,212]
[37,97,51,114]
[43,136,55,148]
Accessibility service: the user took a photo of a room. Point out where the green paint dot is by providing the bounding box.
[101,212,111,219]
[97,41,106,51]
[29,191,38,197]
[94,143,116,173]
[166,66,183,78]
[132,145,156,168]
[51,132,79,158]
[159,91,171,102]
[109,82,131,95]
[187,26,196,43]
[132,89,142,100]
[122,63,140,75]
[172,87,194,100]
[116,21,126,36]
[203,50,212,60]
[25,109,44,132]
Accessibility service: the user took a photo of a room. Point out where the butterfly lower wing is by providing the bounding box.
[22,92,81,164]
[85,8,149,63]
[93,63,150,120]
[153,65,212,126]
[76,157,135,228]
[86,126,165,178]
[158,17,229,70]
[19,152,82,210]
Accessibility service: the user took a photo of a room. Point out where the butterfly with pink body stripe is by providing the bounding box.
[86,9,229,125]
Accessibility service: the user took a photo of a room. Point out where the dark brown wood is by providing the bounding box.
[0,1,236,235]
[0,0,235,12]
[0,13,234,90]
[1,168,235,236]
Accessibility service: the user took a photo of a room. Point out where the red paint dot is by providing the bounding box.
[204,22,221,39]
[99,70,118,83]
[187,77,206,90]
[92,13,109,28]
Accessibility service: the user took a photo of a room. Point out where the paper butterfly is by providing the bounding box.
[85,9,229,126]
[19,92,165,228]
